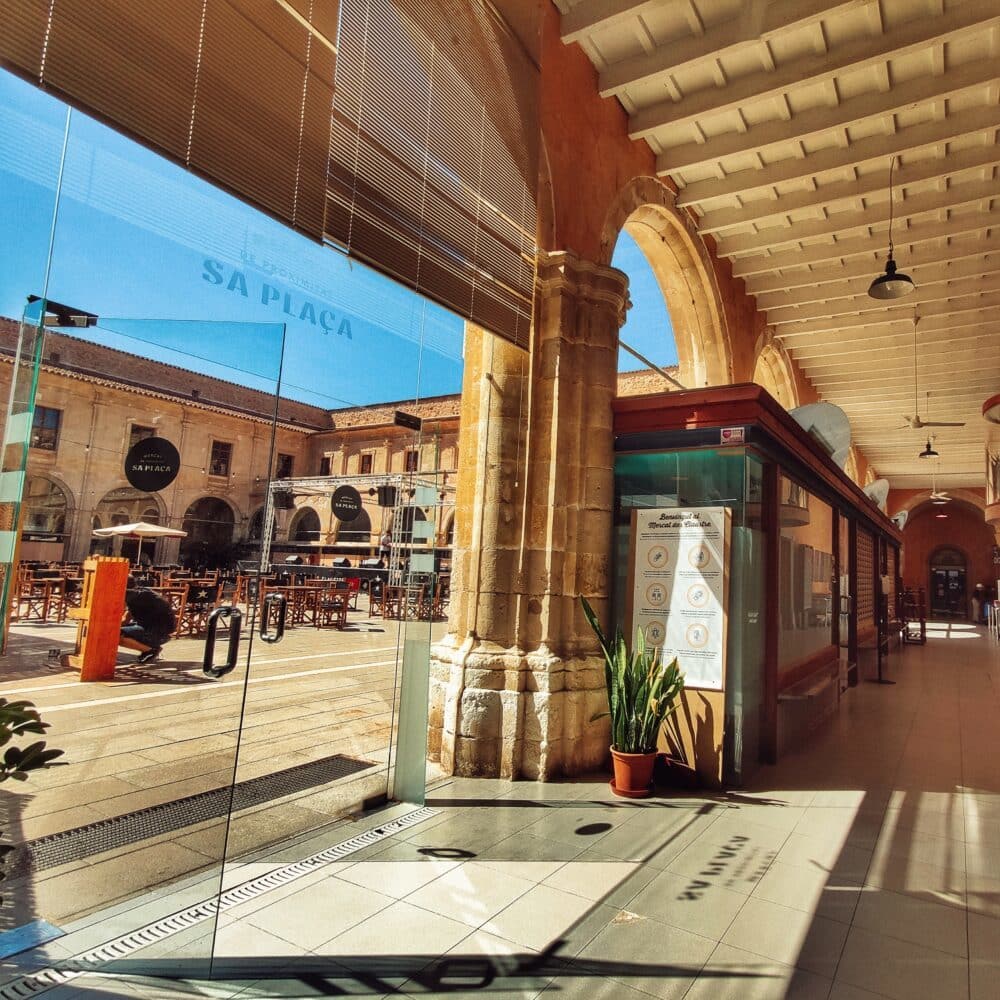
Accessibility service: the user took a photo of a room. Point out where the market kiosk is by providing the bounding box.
[613,384,901,788]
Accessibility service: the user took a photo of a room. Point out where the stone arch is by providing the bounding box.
[751,334,798,410]
[289,507,321,542]
[844,447,861,486]
[599,176,733,389]
[21,474,73,541]
[894,489,986,517]
[96,485,166,525]
[247,507,266,542]
[393,504,427,543]
[181,495,237,561]
[336,507,372,545]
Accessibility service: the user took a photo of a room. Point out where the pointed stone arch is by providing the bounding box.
[599,176,733,389]
[751,333,798,410]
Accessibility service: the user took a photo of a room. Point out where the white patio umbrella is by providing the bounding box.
[92,521,187,564]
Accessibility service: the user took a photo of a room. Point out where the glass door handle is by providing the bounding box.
[203,605,242,678]
[259,592,286,644]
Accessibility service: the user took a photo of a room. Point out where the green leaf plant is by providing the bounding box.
[581,596,684,755]
[1,698,66,905]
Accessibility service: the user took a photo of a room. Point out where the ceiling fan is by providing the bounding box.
[930,459,950,504]
[900,316,965,429]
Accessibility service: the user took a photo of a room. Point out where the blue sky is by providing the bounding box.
[1,71,677,405]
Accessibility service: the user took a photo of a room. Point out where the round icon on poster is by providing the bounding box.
[686,622,710,648]
[644,620,666,646]
[687,583,710,609]
[646,545,669,569]
[645,583,668,607]
[687,544,711,570]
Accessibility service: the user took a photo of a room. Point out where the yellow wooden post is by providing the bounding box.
[68,556,130,681]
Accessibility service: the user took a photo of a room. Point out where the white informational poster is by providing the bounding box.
[629,506,730,691]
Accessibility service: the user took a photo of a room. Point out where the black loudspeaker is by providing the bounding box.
[376,485,398,507]
[272,488,295,509]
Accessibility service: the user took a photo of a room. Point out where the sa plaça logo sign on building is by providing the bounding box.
[201,259,353,339]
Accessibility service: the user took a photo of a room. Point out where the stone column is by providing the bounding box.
[429,250,627,779]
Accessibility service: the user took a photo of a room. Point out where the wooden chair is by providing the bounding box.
[368,580,386,618]
[315,587,349,629]
[176,582,223,636]
[345,576,361,610]
[150,586,189,636]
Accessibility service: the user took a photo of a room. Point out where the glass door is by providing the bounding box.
[1,67,465,986]
[0,307,286,980]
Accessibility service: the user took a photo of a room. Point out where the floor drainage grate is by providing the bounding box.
[0,806,437,1000]
[6,754,375,877]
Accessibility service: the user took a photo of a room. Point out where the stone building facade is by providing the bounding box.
[1,317,665,568]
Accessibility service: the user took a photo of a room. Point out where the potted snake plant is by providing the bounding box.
[582,596,684,798]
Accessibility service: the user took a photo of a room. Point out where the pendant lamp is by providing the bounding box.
[868,156,915,300]
[918,438,938,459]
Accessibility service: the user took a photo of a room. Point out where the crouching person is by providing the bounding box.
[120,575,176,664]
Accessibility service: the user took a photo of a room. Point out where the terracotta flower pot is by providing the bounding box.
[610,748,656,798]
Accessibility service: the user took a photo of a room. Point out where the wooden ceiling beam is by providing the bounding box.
[657,54,999,176]
[732,211,1000,276]
[766,276,1000,326]
[753,254,1000,310]
[628,0,1000,137]
[559,0,663,45]
[746,235,1000,295]
[717,178,998,256]
[675,103,1000,208]
[777,297,1000,338]
[699,144,1000,235]
[599,0,864,98]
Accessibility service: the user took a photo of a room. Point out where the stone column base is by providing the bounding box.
[428,635,611,780]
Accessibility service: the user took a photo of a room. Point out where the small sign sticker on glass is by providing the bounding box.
[720,426,745,445]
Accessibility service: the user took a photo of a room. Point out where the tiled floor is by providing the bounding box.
[6,621,1000,998]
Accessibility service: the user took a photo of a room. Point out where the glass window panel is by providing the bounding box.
[129,424,156,449]
[778,476,834,672]
[30,405,61,449]
[209,440,232,477]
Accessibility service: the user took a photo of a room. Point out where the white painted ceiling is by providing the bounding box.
[554,0,1000,490]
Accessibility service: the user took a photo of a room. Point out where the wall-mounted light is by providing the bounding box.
[868,156,914,300]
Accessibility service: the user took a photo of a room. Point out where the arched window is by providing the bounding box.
[247,508,265,541]
[612,230,680,388]
[337,507,372,544]
[290,507,321,542]
[97,487,162,527]
[21,477,68,539]
[393,504,427,543]
[181,497,235,564]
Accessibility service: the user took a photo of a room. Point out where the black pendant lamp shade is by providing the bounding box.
[868,256,915,299]
[868,156,915,300]
[918,439,938,459]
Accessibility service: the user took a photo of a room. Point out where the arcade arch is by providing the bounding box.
[600,177,733,389]
[21,476,70,541]
[181,496,236,563]
[751,337,798,410]
[95,486,165,527]
[289,507,321,542]
[336,507,372,545]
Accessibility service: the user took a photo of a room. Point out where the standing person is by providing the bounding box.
[379,529,392,562]
[120,576,175,664]
[972,584,983,625]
